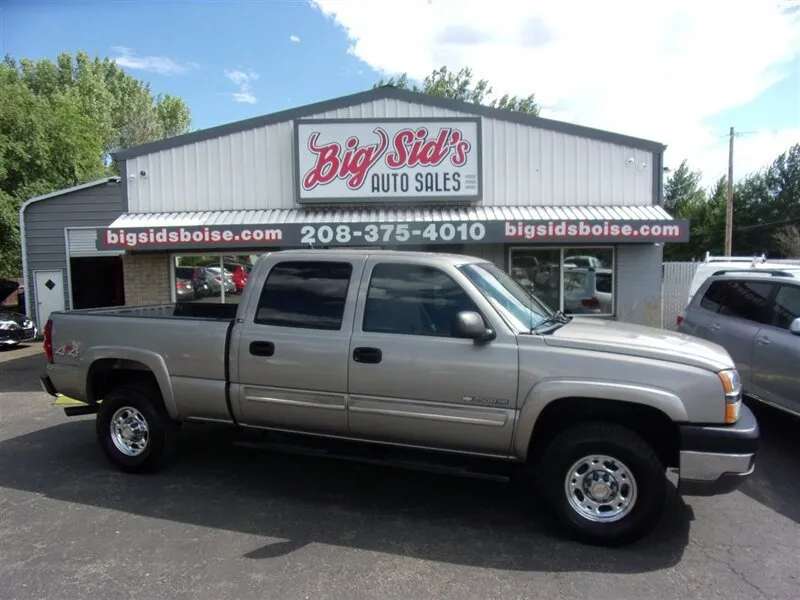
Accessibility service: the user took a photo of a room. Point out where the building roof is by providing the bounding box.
[19,177,121,216]
[113,86,666,162]
[108,204,676,229]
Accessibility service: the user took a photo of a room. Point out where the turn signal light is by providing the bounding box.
[718,369,742,424]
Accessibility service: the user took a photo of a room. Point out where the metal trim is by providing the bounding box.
[679,450,754,481]
[112,87,666,161]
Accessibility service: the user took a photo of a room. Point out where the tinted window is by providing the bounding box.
[595,273,612,293]
[254,261,352,330]
[700,280,774,323]
[363,263,479,337]
[770,284,800,329]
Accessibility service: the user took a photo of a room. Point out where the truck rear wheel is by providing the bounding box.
[95,382,178,473]
[539,422,666,546]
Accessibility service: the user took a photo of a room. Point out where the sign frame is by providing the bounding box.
[293,117,483,205]
[96,218,690,252]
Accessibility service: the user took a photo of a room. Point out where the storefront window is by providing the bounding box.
[172,254,256,304]
[508,247,615,316]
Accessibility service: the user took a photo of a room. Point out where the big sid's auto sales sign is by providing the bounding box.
[294,118,482,203]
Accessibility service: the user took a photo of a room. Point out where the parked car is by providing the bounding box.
[678,267,800,418]
[175,266,211,299]
[0,279,38,346]
[40,249,758,546]
[204,261,252,294]
[563,267,613,314]
[205,266,237,295]
[175,278,194,302]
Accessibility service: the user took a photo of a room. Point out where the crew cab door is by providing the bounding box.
[347,258,519,456]
[234,257,365,434]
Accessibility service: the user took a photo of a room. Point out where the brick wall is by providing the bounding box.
[122,253,172,306]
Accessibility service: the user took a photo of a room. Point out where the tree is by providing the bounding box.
[374,66,540,115]
[0,50,193,278]
[774,225,800,257]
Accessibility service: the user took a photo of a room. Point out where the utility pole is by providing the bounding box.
[725,126,734,255]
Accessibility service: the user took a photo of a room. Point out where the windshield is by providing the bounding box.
[459,262,554,333]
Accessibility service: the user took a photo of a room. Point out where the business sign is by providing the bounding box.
[294,118,482,203]
[96,218,689,251]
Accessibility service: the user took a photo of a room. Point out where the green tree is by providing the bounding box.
[0,50,193,278]
[375,66,540,115]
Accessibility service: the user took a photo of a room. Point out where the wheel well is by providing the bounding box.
[526,397,680,469]
[87,359,161,404]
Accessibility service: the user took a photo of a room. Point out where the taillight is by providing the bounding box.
[43,319,54,363]
[676,314,684,327]
[580,297,600,309]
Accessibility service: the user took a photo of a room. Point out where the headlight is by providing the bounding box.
[718,369,742,424]
[0,320,17,330]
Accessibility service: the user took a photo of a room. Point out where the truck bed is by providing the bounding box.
[61,302,240,321]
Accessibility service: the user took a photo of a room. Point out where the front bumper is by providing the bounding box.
[0,324,38,344]
[678,403,759,496]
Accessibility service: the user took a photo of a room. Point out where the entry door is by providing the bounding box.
[34,270,65,330]
[347,260,519,456]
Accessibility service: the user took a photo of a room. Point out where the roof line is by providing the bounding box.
[19,176,121,215]
[113,86,666,161]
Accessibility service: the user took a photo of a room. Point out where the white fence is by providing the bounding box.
[661,262,699,330]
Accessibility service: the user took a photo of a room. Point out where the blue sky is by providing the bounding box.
[3,0,799,184]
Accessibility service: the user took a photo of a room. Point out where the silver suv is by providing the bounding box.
[678,268,800,417]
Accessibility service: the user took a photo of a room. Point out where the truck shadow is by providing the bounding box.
[0,420,692,573]
[739,400,800,525]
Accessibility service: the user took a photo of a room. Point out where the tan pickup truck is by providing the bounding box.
[41,249,759,545]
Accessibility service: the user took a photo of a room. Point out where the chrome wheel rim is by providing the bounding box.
[564,454,637,522]
[110,407,150,457]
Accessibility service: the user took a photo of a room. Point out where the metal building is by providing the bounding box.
[19,177,125,330]
[30,86,689,327]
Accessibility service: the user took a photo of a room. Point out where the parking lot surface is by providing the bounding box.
[2,345,799,600]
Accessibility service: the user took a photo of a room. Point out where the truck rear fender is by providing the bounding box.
[84,347,178,419]
[512,379,687,462]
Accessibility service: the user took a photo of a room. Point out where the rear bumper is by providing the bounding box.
[40,374,58,397]
[677,403,759,496]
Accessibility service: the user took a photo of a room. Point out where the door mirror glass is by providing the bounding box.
[453,311,495,341]
[790,317,800,335]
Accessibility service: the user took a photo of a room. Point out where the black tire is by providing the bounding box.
[538,422,666,546]
[95,382,179,474]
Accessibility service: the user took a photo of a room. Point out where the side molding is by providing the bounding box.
[512,379,688,460]
[84,347,179,419]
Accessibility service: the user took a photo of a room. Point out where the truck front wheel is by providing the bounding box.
[539,422,666,546]
[96,382,178,473]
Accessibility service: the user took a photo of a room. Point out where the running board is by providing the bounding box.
[231,435,512,483]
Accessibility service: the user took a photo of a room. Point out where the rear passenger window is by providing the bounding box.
[363,263,479,337]
[770,285,800,329]
[254,261,352,330]
[700,280,774,323]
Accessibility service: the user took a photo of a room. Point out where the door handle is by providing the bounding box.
[249,341,275,357]
[708,323,721,332]
[755,336,770,346]
[353,347,382,364]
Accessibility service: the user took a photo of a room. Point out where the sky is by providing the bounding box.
[3,0,799,189]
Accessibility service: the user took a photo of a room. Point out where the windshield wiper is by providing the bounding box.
[532,310,572,333]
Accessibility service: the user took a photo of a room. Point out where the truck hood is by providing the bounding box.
[542,317,734,371]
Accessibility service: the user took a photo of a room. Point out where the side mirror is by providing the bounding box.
[453,311,496,342]
[790,317,800,335]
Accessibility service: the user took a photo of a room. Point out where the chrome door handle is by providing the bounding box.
[755,336,770,346]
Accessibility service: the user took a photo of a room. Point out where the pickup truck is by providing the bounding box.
[40,249,759,546]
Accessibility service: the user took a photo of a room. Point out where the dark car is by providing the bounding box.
[0,279,38,347]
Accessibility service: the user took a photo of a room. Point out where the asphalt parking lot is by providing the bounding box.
[2,345,799,600]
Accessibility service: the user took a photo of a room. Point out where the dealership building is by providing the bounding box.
[19,86,687,330]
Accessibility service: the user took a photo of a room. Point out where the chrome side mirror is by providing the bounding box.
[453,311,496,342]
[790,317,800,335]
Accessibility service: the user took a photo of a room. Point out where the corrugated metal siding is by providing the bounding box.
[126,98,654,214]
[67,228,124,257]
[615,243,664,327]
[110,205,674,228]
[24,182,124,320]
[661,261,699,330]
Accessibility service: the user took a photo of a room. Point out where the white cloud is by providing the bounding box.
[224,68,259,104]
[290,35,301,43]
[311,0,800,187]
[111,46,197,75]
